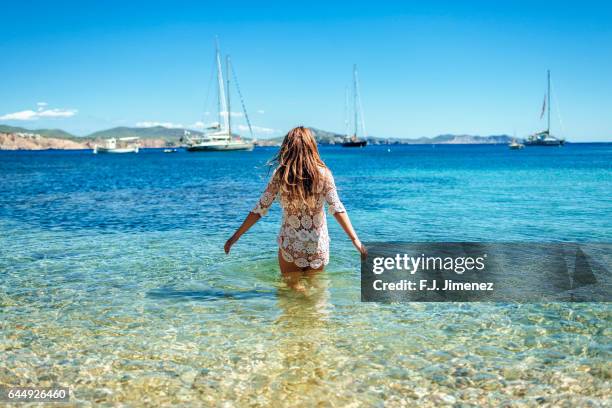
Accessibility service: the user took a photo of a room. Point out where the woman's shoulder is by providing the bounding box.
[271,166,282,178]
[268,167,282,186]
[317,165,332,177]
[317,166,335,189]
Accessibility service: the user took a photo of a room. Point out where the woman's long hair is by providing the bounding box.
[270,126,326,208]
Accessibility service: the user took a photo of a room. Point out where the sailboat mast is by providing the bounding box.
[344,86,350,137]
[215,39,229,132]
[547,69,551,134]
[226,55,232,135]
[217,56,221,128]
[353,64,358,137]
[355,67,367,138]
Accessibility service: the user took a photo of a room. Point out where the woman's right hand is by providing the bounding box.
[352,238,368,260]
[224,235,237,254]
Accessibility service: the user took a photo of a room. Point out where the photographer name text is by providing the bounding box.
[373,279,494,291]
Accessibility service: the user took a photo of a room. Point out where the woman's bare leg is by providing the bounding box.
[278,250,324,291]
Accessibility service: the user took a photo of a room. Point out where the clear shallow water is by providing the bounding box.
[0,145,610,406]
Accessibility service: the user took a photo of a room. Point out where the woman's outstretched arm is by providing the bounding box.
[324,170,367,260]
[225,171,279,255]
[333,211,368,260]
[224,212,261,254]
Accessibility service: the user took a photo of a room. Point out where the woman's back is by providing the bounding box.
[224,126,366,276]
[253,167,346,269]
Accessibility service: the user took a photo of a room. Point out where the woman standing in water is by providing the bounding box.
[224,126,367,279]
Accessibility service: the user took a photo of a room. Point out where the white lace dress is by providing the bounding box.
[252,167,346,269]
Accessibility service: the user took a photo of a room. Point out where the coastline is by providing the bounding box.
[1,126,608,151]
[0,124,523,150]
[3,124,609,151]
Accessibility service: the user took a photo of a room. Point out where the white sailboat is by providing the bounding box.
[524,70,565,146]
[186,41,254,152]
[342,64,367,148]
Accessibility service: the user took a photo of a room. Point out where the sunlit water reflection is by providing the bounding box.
[0,145,610,406]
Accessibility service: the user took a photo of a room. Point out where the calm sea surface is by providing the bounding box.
[1,144,610,406]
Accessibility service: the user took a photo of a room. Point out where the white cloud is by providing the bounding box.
[0,110,39,120]
[236,124,277,135]
[38,109,78,118]
[0,107,77,121]
[135,121,185,129]
[191,121,220,129]
[220,111,244,118]
[203,111,244,118]
[257,109,265,114]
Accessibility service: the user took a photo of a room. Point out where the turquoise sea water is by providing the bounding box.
[0,144,610,406]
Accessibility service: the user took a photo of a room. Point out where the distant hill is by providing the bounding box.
[0,124,205,142]
[308,128,513,145]
[397,134,513,145]
[310,128,344,144]
[0,125,203,149]
[88,126,203,141]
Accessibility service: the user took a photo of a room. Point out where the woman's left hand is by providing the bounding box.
[352,238,368,261]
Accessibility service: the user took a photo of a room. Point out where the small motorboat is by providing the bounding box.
[509,139,524,150]
[93,137,139,154]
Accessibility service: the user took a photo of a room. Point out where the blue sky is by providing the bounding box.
[1,1,611,141]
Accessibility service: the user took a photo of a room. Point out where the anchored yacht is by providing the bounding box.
[524,70,566,146]
[342,64,368,148]
[185,41,254,152]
